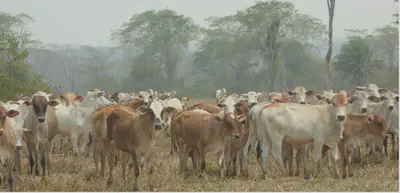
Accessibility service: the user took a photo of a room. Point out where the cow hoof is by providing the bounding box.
[133,184,139,191]
[295,172,300,177]
[349,173,354,178]
[35,171,40,176]
[304,175,312,180]
[107,179,113,187]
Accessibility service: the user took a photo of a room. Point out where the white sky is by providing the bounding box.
[1,0,397,46]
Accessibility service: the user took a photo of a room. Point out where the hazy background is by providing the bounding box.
[1,0,396,46]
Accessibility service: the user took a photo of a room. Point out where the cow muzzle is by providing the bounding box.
[233,134,240,139]
[389,106,394,111]
[361,108,367,113]
[38,117,45,123]
[15,144,23,150]
[300,101,306,105]
[337,115,345,121]
[0,129,4,136]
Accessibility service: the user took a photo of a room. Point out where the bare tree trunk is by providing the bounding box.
[325,0,336,90]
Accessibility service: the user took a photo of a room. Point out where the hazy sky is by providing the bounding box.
[1,0,397,46]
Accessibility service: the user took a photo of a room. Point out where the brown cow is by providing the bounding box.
[106,106,156,191]
[186,103,222,114]
[171,111,241,177]
[22,92,59,180]
[91,98,145,177]
[0,104,20,191]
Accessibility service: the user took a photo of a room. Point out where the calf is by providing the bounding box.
[22,91,60,180]
[0,104,20,191]
[106,106,156,191]
[171,111,241,177]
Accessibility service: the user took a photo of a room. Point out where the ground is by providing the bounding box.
[2,98,399,192]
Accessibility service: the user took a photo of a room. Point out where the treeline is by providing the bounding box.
[1,1,398,100]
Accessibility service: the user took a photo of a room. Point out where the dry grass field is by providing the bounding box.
[2,98,399,192]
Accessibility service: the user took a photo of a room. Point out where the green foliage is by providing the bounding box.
[0,12,50,101]
[334,36,383,85]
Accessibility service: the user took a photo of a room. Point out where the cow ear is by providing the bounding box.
[214,115,224,121]
[315,94,323,100]
[395,95,399,102]
[325,99,333,104]
[237,115,247,123]
[48,100,59,107]
[348,97,356,104]
[59,95,66,100]
[378,88,389,94]
[23,101,32,106]
[306,90,315,96]
[216,103,225,108]
[164,107,177,114]
[75,95,84,101]
[355,86,367,91]
[367,116,374,123]
[6,110,19,118]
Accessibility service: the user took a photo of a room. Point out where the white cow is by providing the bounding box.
[149,99,165,128]
[287,86,316,104]
[215,88,227,104]
[162,98,183,111]
[55,90,113,157]
[243,94,348,179]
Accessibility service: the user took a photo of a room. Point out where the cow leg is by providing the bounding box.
[271,140,287,176]
[199,147,206,177]
[282,142,294,176]
[383,136,388,157]
[231,154,238,177]
[241,120,258,178]
[121,151,129,181]
[144,151,155,191]
[303,145,310,178]
[14,150,21,174]
[258,138,271,178]
[346,147,354,178]
[392,133,397,160]
[33,145,40,176]
[106,142,115,186]
[329,145,340,179]
[27,144,35,175]
[307,141,323,179]
[178,144,189,175]
[295,146,304,177]
[217,150,225,178]
[352,147,361,163]
[101,141,109,177]
[47,141,53,175]
[8,156,14,192]
[131,149,140,191]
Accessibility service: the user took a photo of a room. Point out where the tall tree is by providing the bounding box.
[112,9,199,89]
[334,36,382,85]
[325,0,336,90]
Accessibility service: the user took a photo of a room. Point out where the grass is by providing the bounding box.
[2,98,399,192]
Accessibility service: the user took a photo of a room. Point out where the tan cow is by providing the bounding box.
[91,98,145,177]
[22,91,59,180]
[186,103,222,114]
[106,106,157,191]
[0,104,20,191]
[171,111,241,177]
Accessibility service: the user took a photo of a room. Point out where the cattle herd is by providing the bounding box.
[0,84,398,191]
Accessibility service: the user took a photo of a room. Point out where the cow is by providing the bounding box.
[3,101,30,173]
[355,84,381,103]
[171,111,241,177]
[256,92,269,103]
[91,99,145,177]
[0,103,20,191]
[162,98,183,111]
[366,89,397,160]
[390,102,399,159]
[242,93,348,179]
[149,99,165,129]
[22,91,60,180]
[105,106,156,191]
[215,88,227,104]
[55,90,113,160]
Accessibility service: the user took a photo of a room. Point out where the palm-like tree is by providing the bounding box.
[334,36,382,85]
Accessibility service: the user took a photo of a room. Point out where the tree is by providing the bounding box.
[112,9,199,89]
[334,36,383,86]
[325,0,336,90]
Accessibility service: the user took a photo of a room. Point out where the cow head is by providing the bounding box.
[379,89,396,112]
[138,91,151,106]
[244,91,258,108]
[288,86,314,105]
[331,93,348,138]
[149,99,165,129]
[215,113,241,139]
[136,106,157,130]
[217,97,236,119]
[366,114,386,137]
[59,92,77,106]
[357,84,381,103]
[85,90,112,108]
[349,90,370,114]
[0,105,19,137]
[24,92,59,123]
[161,106,178,132]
